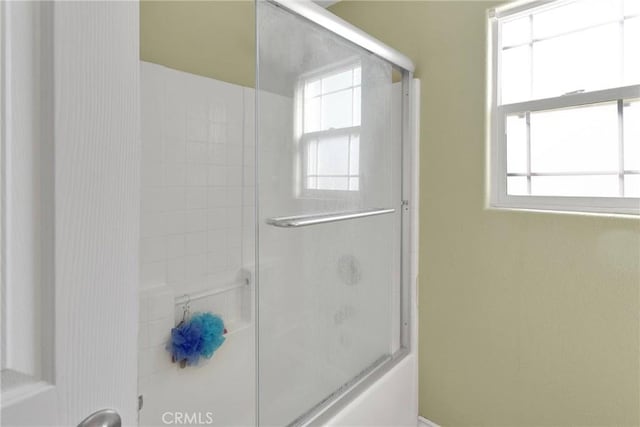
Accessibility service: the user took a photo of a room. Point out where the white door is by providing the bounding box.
[1,1,140,426]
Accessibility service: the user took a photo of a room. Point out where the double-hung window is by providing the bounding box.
[299,64,361,195]
[489,0,640,214]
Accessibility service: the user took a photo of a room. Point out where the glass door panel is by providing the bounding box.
[257,2,402,425]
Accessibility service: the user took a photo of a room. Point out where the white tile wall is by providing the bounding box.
[138,285,174,379]
[140,62,254,295]
[139,62,256,427]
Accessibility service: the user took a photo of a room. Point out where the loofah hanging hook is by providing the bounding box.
[180,294,191,325]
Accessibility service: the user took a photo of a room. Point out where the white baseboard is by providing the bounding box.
[418,415,441,427]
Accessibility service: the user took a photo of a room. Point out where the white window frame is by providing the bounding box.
[488,0,640,215]
[295,61,362,199]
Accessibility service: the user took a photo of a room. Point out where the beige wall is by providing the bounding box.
[142,1,640,425]
[140,0,254,87]
[329,1,640,426]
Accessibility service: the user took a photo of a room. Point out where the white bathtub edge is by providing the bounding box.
[323,354,417,427]
[418,415,441,427]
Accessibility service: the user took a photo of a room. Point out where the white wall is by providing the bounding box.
[140,62,252,293]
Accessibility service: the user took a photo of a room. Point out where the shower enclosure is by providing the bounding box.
[137,1,417,425]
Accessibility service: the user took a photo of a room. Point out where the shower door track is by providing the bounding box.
[291,348,411,427]
[287,355,392,427]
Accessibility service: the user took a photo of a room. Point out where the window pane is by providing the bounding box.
[532,23,621,99]
[317,177,349,191]
[304,97,321,132]
[321,89,353,129]
[307,139,318,174]
[624,174,640,197]
[307,176,317,189]
[322,69,353,93]
[349,177,360,191]
[502,16,530,47]
[624,17,640,86]
[353,86,361,126]
[316,135,349,176]
[353,67,361,86]
[533,0,621,39]
[531,175,620,197]
[501,45,531,104]
[507,176,528,195]
[506,114,527,174]
[530,102,618,173]
[624,100,640,170]
[624,0,640,16]
[305,79,321,99]
[349,134,360,175]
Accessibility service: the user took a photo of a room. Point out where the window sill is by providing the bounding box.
[486,203,640,219]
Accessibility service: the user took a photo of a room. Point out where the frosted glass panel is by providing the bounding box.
[353,86,362,125]
[349,177,360,191]
[304,68,361,132]
[304,97,321,133]
[350,135,360,174]
[316,176,348,190]
[530,103,618,173]
[305,80,321,98]
[624,100,640,171]
[322,90,353,129]
[306,133,360,192]
[257,2,401,426]
[316,135,349,175]
[323,69,353,93]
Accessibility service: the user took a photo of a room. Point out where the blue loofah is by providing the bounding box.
[166,312,226,367]
[190,312,226,359]
[167,319,204,366]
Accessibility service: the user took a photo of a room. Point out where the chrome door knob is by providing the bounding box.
[77,409,121,427]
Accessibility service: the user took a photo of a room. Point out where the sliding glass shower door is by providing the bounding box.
[256,2,404,425]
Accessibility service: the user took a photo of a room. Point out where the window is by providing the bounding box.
[299,64,361,193]
[489,0,640,214]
